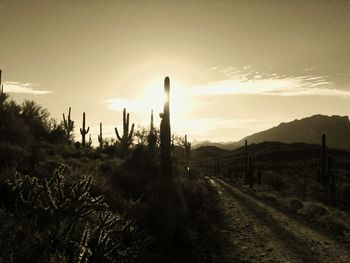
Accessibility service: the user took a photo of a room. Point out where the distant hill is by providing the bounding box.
[239,115,350,150]
[192,141,238,150]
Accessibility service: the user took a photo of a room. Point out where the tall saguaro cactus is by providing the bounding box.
[115,108,134,153]
[63,107,74,142]
[244,140,249,184]
[321,134,327,187]
[184,135,191,159]
[248,154,254,188]
[147,110,157,155]
[160,76,172,176]
[80,112,90,147]
[0,70,3,110]
[98,122,103,149]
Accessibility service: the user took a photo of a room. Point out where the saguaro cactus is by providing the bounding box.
[147,110,157,155]
[115,108,134,153]
[244,140,249,184]
[80,112,90,147]
[257,164,262,185]
[184,134,191,163]
[160,76,172,176]
[248,154,254,188]
[98,122,103,149]
[0,69,3,110]
[63,107,74,142]
[321,134,327,187]
[327,155,336,203]
[88,134,93,148]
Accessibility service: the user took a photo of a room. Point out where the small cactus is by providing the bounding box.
[98,122,103,149]
[63,107,74,142]
[115,108,134,154]
[80,112,90,147]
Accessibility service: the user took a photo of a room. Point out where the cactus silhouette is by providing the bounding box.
[244,140,248,184]
[257,163,262,185]
[63,107,74,142]
[115,108,134,153]
[184,134,191,160]
[327,155,336,203]
[248,154,254,188]
[98,122,103,149]
[88,134,92,148]
[160,76,172,176]
[147,110,157,155]
[0,70,3,110]
[321,134,326,187]
[80,112,90,147]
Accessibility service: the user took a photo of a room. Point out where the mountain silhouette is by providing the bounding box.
[239,114,350,149]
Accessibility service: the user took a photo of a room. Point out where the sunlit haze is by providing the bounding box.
[1,0,350,144]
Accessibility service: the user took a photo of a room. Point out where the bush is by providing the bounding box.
[264,172,284,191]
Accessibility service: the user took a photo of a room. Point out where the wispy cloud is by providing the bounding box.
[195,66,348,97]
[3,81,52,95]
[173,117,273,142]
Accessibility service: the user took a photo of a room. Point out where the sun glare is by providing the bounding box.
[142,78,190,119]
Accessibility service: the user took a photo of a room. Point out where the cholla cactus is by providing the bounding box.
[80,112,90,147]
[63,107,74,141]
[6,167,146,261]
[115,108,134,154]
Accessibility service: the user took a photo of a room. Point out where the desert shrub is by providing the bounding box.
[113,145,159,199]
[287,198,304,213]
[298,203,328,218]
[264,172,284,191]
[0,142,29,168]
[319,211,350,234]
[305,180,325,201]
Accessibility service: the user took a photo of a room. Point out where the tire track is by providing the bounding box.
[207,176,350,263]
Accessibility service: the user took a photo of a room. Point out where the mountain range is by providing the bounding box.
[192,115,350,150]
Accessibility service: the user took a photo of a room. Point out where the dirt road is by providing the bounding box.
[206,176,350,263]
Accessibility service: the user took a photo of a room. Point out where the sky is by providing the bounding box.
[1,0,350,144]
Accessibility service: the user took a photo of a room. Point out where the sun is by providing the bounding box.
[142,77,190,121]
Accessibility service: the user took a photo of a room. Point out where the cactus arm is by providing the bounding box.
[128,123,135,141]
[86,127,90,133]
[115,127,122,141]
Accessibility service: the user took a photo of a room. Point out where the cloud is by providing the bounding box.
[3,81,52,95]
[195,66,349,97]
[172,117,273,142]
